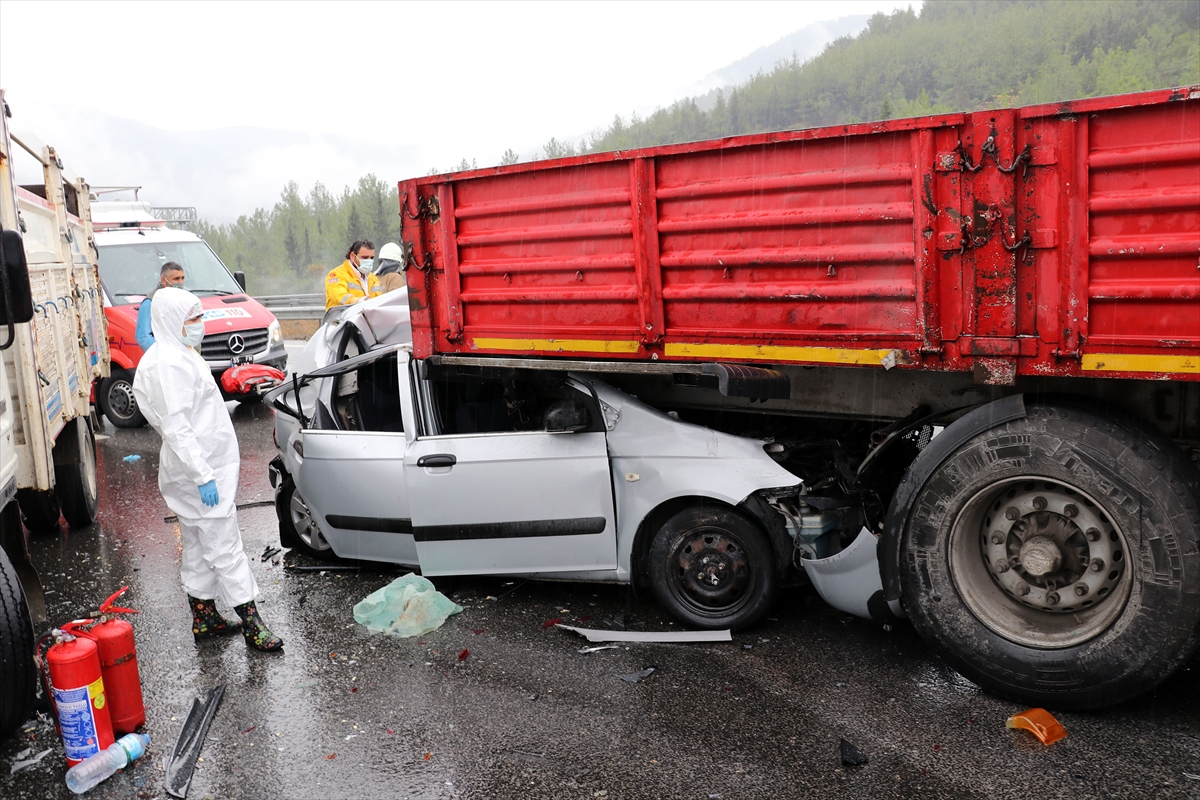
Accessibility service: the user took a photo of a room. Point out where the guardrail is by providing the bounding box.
[254,293,324,320]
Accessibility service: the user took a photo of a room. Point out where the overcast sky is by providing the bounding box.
[1,0,915,221]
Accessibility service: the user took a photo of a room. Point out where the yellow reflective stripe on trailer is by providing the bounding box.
[471,338,641,354]
[1082,354,1200,374]
[664,342,894,366]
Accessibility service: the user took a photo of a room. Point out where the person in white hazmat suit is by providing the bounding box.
[132,287,283,651]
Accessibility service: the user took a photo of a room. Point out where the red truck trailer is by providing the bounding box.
[399,86,1200,709]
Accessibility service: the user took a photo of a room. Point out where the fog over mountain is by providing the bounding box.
[7,16,867,224]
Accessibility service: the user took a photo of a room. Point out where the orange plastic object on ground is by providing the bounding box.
[1006,708,1068,745]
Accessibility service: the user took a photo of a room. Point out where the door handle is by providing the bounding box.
[417,454,456,468]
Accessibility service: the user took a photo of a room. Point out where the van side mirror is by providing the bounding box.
[233,271,246,292]
[544,398,591,433]
[0,227,35,333]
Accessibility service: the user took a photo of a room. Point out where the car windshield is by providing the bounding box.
[97,240,242,305]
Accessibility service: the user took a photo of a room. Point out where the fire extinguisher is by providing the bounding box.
[37,586,146,765]
[39,628,115,767]
[76,586,146,735]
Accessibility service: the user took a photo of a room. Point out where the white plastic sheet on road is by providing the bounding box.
[556,625,732,643]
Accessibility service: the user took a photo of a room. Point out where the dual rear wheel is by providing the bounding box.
[901,404,1200,710]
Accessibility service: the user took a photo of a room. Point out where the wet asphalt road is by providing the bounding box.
[3,353,1200,799]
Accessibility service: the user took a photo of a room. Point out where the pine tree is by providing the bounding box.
[346,203,363,244]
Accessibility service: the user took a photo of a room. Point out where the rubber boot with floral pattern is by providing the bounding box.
[188,595,242,640]
[233,601,283,651]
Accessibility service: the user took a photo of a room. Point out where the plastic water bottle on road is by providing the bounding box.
[64,732,150,794]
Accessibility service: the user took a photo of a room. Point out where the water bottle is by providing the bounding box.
[64,732,150,794]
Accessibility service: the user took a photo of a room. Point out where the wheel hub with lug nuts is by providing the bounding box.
[677,533,747,606]
[981,483,1124,614]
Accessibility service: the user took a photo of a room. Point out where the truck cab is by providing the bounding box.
[90,199,287,426]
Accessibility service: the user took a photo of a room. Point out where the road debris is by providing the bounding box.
[123,454,141,462]
[260,546,282,562]
[1006,708,1068,745]
[839,738,869,766]
[353,574,463,637]
[165,684,226,799]
[578,644,621,654]
[10,747,52,775]
[621,667,656,684]
[557,625,732,643]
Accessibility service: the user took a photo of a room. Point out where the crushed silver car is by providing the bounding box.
[267,313,887,630]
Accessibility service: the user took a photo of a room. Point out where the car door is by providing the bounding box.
[289,344,419,564]
[403,365,617,576]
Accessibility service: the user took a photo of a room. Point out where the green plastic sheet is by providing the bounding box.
[353,574,463,637]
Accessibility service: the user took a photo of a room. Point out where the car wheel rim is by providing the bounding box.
[668,528,751,614]
[290,491,330,551]
[949,476,1131,648]
[108,381,138,419]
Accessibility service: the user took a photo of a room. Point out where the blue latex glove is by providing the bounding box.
[198,480,219,507]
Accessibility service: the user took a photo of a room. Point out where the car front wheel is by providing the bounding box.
[647,505,777,631]
[97,369,146,428]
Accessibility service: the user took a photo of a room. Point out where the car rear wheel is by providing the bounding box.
[647,505,777,630]
[98,368,146,428]
[276,477,336,560]
[901,403,1200,710]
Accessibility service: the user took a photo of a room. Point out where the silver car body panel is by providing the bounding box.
[274,345,802,581]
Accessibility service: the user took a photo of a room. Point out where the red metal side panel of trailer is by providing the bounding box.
[401,87,1199,382]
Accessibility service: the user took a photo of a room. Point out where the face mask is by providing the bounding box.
[356,258,375,274]
[181,321,205,348]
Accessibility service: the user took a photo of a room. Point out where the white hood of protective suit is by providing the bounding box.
[149,286,203,353]
[134,286,240,518]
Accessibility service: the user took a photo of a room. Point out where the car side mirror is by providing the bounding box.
[544,398,590,433]
[233,270,247,292]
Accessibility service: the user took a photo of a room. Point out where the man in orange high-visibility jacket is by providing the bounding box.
[324,239,382,310]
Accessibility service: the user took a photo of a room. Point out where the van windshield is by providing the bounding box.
[98,240,242,305]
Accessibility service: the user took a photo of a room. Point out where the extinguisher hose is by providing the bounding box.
[34,631,60,726]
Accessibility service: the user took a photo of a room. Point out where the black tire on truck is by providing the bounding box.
[55,416,99,528]
[0,504,37,738]
[97,368,146,428]
[16,489,60,533]
[276,476,336,560]
[647,505,777,631]
[900,403,1200,710]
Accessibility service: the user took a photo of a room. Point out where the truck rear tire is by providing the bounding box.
[647,505,777,631]
[0,514,37,738]
[56,417,100,528]
[16,489,60,533]
[98,368,146,428]
[900,403,1200,710]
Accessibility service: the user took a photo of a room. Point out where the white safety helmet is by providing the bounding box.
[377,242,405,264]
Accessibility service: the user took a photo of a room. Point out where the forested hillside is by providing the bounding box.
[199,0,1199,295]
[584,0,1199,152]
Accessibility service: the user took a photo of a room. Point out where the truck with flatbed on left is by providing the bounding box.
[0,90,110,738]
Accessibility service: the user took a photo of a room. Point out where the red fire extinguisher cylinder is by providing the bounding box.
[45,633,115,766]
[89,616,145,734]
